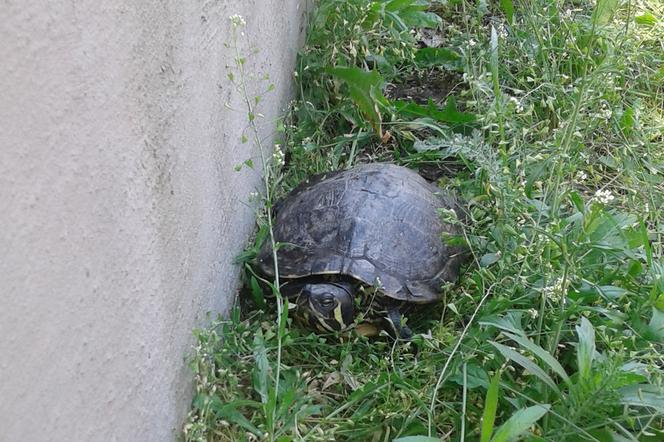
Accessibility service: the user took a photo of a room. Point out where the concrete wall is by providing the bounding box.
[0,1,306,440]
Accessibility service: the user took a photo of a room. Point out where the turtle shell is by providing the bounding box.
[256,163,464,303]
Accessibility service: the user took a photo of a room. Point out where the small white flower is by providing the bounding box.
[497,24,508,39]
[229,14,246,27]
[575,170,588,181]
[541,277,564,302]
[592,188,615,204]
[528,308,539,319]
[509,96,525,113]
[468,39,477,47]
[272,144,285,167]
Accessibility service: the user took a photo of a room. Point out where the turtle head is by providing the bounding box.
[297,282,355,332]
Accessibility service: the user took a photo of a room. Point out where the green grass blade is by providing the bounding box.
[480,372,501,442]
[503,332,570,385]
[593,0,619,25]
[500,0,514,24]
[490,342,560,394]
[575,317,596,381]
[392,437,443,442]
[490,405,551,442]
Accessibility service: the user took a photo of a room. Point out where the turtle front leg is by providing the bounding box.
[385,307,413,340]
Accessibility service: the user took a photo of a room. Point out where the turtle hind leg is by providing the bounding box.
[385,307,413,340]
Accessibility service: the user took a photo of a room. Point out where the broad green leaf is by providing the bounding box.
[635,12,658,26]
[490,342,560,393]
[593,0,619,25]
[415,47,462,70]
[208,397,263,436]
[500,0,514,24]
[328,67,387,136]
[619,106,635,136]
[393,97,476,125]
[479,312,525,335]
[450,363,490,389]
[480,372,501,442]
[252,330,270,404]
[503,332,570,384]
[576,317,596,381]
[648,307,664,341]
[250,276,267,309]
[393,437,443,442]
[595,285,628,300]
[480,252,501,267]
[383,0,442,29]
[385,0,416,12]
[491,405,550,442]
[569,191,585,212]
[619,384,664,412]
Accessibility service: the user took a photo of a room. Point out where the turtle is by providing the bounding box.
[256,163,465,338]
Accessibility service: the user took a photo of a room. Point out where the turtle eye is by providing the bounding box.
[320,296,335,308]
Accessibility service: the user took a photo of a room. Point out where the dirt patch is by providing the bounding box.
[385,69,463,106]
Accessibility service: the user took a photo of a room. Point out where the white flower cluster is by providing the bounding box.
[592,188,615,205]
[272,144,285,167]
[575,170,588,182]
[509,96,524,113]
[541,277,564,302]
[229,14,246,28]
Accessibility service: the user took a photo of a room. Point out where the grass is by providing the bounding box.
[184,1,664,440]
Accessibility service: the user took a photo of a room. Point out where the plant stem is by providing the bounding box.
[232,26,283,442]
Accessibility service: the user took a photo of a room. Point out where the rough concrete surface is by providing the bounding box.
[0,1,306,440]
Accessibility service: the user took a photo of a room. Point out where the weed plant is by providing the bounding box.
[185,1,664,441]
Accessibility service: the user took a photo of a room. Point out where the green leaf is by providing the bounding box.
[500,0,514,24]
[208,397,263,437]
[595,285,628,300]
[569,191,585,212]
[479,311,524,335]
[393,97,476,125]
[328,67,387,136]
[648,307,664,341]
[385,0,416,12]
[450,363,489,389]
[576,317,596,381]
[400,10,442,28]
[593,0,619,25]
[414,47,462,70]
[503,332,570,384]
[619,106,635,136]
[489,26,499,79]
[480,372,500,442]
[490,405,550,442]
[392,437,443,442]
[252,330,270,404]
[635,12,658,26]
[480,252,501,267]
[619,384,664,412]
[249,276,267,309]
[490,342,560,393]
